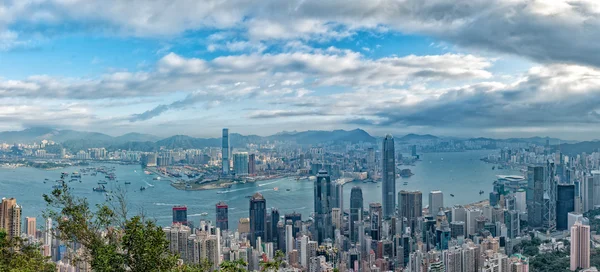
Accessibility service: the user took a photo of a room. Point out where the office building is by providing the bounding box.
[216,201,228,231]
[369,203,382,241]
[570,220,591,271]
[527,166,544,228]
[398,190,422,234]
[429,191,443,215]
[270,208,280,244]
[250,193,267,248]
[233,152,249,176]
[543,161,557,230]
[314,170,333,243]
[504,210,520,239]
[249,153,256,175]
[557,184,575,231]
[172,206,188,226]
[0,198,21,238]
[350,186,364,242]
[582,176,594,213]
[382,134,396,217]
[450,221,465,238]
[222,128,230,174]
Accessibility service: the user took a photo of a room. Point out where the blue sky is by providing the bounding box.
[1,0,599,140]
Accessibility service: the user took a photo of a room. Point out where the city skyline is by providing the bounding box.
[1,1,600,140]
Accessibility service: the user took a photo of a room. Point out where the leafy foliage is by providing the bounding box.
[528,250,570,272]
[0,230,55,272]
[259,250,285,271]
[219,258,248,272]
[43,184,207,272]
[513,237,541,256]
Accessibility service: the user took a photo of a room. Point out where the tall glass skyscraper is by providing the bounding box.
[557,184,575,231]
[350,186,363,242]
[527,166,544,228]
[382,134,396,218]
[314,169,333,243]
[249,192,266,248]
[222,128,229,175]
[216,201,228,231]
[233,152,249,176]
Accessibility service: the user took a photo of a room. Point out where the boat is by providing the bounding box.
[403,182,408,185]
[399,169,414,178]
[93,185,106,192]
[450,194,455,197]
[124,181,131,185]
[217,191,227,194]
[200,212,208,216]
[52,184,61,189]
[492,166,495,170]
[286,189,291,191]
[140,186,146,191]
[273,187,279,191]
[479,190,484,194]
[245,195,252,198]
[98,181,107,185]
[153,177,161,180]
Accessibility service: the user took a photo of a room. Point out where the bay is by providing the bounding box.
[0,150,519,228]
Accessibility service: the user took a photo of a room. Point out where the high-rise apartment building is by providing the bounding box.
[0,198,21,239]
[382,135,396,218]
[570,220,590,271]
[26,217,36,237]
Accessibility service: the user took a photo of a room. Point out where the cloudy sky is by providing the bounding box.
[1,0,599,139]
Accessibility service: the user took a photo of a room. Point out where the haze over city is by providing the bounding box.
[1,1,599,139]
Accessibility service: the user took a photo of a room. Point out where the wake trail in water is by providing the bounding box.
[258,180,280,187]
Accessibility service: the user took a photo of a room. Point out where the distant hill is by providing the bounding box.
[114,132,161,143]
[267,129,375,144]
[397,133,439,142]
[551,141,600,155]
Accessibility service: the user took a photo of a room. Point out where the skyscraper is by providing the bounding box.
[216,201,228,231]
[270,208,280,244]
[26,217,36,237]
[172,206,188,226]
[350,186,364,242]
[398,190,422,234]
[222,128,230,175]
[250,192,267,248]
[570,220,590,271]
[382,134,396,218]
[429,191,443,215]
[314,170,333,243]
[369,203,383,241]
[557,184,575,231]
[233,152,249,176]
[526,166,544,228]
[543,160,557,230]
[249,153,256,175]
[0,198,21,238]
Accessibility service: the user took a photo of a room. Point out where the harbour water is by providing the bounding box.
[0,150,519,228]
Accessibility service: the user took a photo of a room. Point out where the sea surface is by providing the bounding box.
[0,150,520,228]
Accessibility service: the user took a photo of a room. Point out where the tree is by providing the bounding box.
[220,259,248,272]
[0,230,55,272]
[260,250,285,271]
[43,184,183,272]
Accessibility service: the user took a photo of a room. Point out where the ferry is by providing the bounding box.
[153,177,161,180]
[200,212,208,216]
[93,185,106,192]
[273,187,279,191]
